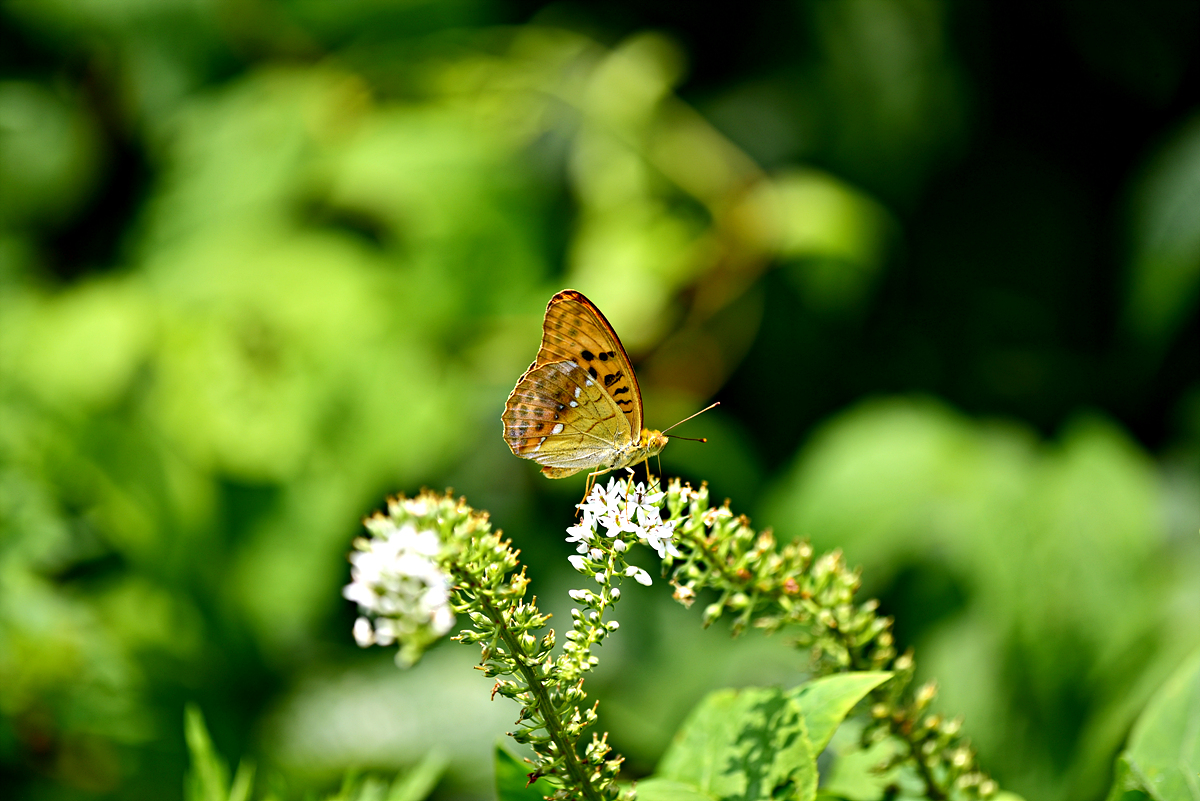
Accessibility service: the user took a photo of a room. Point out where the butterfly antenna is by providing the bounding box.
[661,402,720,435]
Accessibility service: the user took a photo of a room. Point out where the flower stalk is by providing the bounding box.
[662,479,996,799]
[344,478,998,801]
[345,490,628,801]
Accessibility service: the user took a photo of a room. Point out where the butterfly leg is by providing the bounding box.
[578,466,617,515]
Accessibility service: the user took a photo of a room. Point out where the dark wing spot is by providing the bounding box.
[615,399,633,407]
[603,372,622,387]
[554,413,559,420]
[588,366,599,379]
[612,386,629,397]
[598,351,616,361]
[535,423,545,431]
[557,403,565,411]
[580,349,595,361]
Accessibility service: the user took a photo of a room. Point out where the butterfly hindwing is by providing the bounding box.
[534,290,644,434]
[501,359,632,476]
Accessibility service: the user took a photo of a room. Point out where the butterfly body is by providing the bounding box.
[502,290,667,479]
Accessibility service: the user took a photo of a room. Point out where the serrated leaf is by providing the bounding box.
[495,745,550,801]
[1110,647,1200,801]
[788,672,892,754]
[656,687,818,801]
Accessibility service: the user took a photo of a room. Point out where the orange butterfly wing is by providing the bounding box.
[534,290,643,433]
[501,290,646,477]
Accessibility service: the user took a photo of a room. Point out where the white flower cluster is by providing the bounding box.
[343,513,454,666]
[566,478,680,586]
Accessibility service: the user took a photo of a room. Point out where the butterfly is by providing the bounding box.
[502,290,669,482]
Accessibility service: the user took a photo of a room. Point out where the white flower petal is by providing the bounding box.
[353,617,375,647]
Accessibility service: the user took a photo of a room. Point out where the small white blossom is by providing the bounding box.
[628,482,665,520]
[701,505,733,527]
[578,480,621,519]
[353,616,374,647]
[625,565,653,586]
[568,554,588,571]
[596,501,641,538]
[568,477,681,563]
[430,604,454,636]
[643,518,681,560]
[343,517,455,666]
[566,516,595,551]
[376,618,401,646]
[635,505,662,530]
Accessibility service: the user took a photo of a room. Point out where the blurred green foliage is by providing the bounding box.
[1104,647,1200,801]
[1,1,1198,801]
[184,705,446,801]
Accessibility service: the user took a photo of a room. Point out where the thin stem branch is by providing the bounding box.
[459,570,604,801]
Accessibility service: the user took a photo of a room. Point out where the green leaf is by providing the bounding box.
[184,705,232,801]
[386,752,448,801]
[495,745,550,801]
[656,687,818,801]
[184,705,257,801]
[1124,115,1200,351]
[1109,647,1200,801]
[229,761,256,801]
[635,778,718,801]
[323,757,445,801]
[1105,755,1154,801]
[815,718,910,801]
[333,775,384,801]
[787,672,892,754]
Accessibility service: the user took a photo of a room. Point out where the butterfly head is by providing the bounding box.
[639,428,669,459]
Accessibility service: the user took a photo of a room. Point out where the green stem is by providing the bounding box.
[460,571,605,801]
[894,723,946,801]
[846,632,947,800]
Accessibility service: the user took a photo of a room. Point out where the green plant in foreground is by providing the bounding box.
[344,478,998,801]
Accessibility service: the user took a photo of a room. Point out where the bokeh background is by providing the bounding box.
[2,1,1199,800]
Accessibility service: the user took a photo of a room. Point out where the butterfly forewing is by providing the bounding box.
[533,290,644,434]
